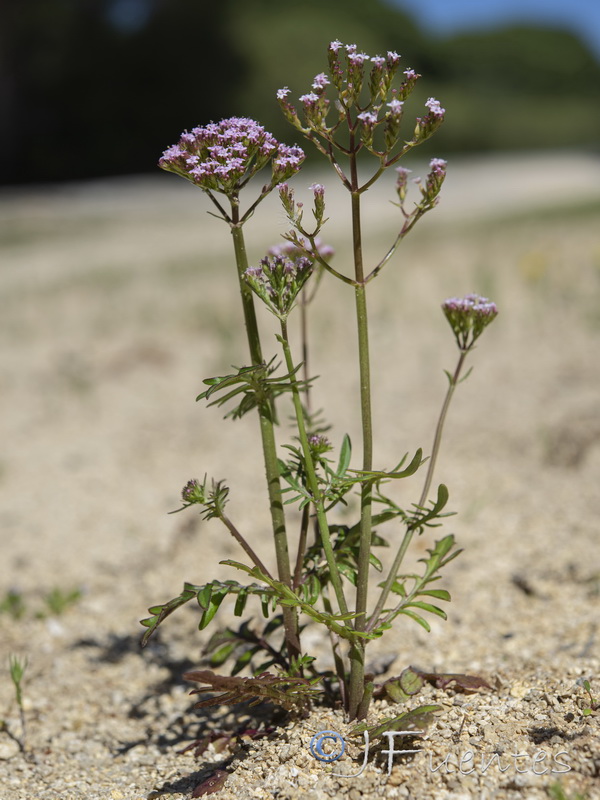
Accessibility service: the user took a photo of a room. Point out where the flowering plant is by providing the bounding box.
[142,42,497,722]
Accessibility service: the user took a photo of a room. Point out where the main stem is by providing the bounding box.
[347,157,374,720]
[229,203,301,664]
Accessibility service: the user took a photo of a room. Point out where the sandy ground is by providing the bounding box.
[0,151,599,799]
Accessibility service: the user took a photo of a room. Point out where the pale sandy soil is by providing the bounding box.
[0,151,599,800]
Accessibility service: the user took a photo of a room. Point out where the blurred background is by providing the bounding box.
[1,0,599,185]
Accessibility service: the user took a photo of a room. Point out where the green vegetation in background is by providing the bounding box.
[1,0,598,184]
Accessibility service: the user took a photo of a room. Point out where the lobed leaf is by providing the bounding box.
[140,579,277,646]
[184,669,322,713]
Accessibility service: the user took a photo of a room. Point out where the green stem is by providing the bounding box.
[292,505,310,591]
[279,319,350,620]
[419,349,468,506]
[367,348,469,632]
[348,163,374,720]
[228,202,301,664]
[219,512,273,579]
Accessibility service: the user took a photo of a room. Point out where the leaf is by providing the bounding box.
[380,579,406,597]
[198,584,231,629]
[408,483,451,532]
[208,641,237,667]
[140,579,276,646]
[140,582,203,646]
[192,769,228,797]
[349,704,442,740]
[406,601,447,620]
[412,669,492,692]
[336,434,352,477]
[184,669,321,712]
[346,448,424,485]
[222,559,369,642]
[398,608,431,631]
[375,667,425,703]
[418,589,451,601]
[419,535,461,581]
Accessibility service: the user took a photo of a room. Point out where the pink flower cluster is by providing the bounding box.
[442,294,498,349]
[159,117,304,193]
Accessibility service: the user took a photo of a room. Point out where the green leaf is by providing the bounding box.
[336,434,352,477]
[408,483,452,531]
[232,647,258,675]
[234,589,248,617]
[349,448,424,483]
[140,582,203,646]
[419,589,451,602]
[379,667,425,703]
[406,601,447,619]
[380,579,406,597]
[199,585,232,629]
[208,642,237,667]
[140,578,278,646]
[399,608,431,632]
[369,552,383,572]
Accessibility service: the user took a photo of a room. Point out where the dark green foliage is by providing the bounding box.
[2,0,599,183]
[202,618,289,675]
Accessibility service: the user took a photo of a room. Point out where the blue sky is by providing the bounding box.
[388,0,600,57]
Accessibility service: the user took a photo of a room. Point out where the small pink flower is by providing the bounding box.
[425,97,445,117]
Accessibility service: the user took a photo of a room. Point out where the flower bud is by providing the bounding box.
[397,68,420,101]
[411,97,446,145]
[357,111,378,148]
[308,434,332,457]
[419,158,447,207]
[182,478,205,505]
[384,98,404,150]
[395,166,412,204]
[278,182,304,226]
[368,55,386,101]
[328,40,345,90]
[345,46,369,105]
[310,183,326,225]
[277,87,305,132]
[244,253,315,319]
